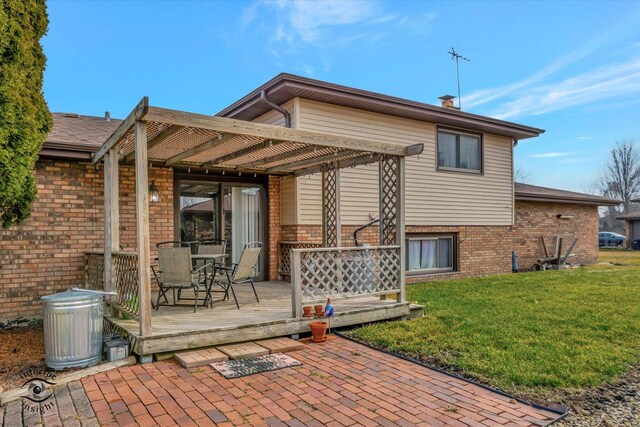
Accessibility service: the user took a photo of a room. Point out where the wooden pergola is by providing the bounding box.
[93,97,423,338]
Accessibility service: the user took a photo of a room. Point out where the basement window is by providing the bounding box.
[406,235,455,274]
[437,128,482,173]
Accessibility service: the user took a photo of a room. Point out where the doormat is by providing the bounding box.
[210,353,302,379]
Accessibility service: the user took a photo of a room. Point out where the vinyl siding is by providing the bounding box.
[295,99,514,226]
[251,100,299,225]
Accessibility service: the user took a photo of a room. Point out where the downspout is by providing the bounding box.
[260,90,291,128]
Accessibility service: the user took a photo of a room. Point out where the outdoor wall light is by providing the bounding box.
[149,180,160,203]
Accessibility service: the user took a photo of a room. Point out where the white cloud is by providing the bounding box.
[240,0,435,59]
[462,32,611,110]
[530,152,573,158]
[490,57,640,120]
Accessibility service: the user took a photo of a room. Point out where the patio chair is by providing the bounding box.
[212,242,262,309]
[152,246,213,312]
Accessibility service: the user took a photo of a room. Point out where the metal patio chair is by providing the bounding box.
[212,242,262,309]
[152,246,213,312]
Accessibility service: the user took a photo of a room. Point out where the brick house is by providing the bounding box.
[0,73,620,326]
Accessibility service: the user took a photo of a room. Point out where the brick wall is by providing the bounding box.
[267,176,281,281]
[278,223,513,282]
[512,201,599,270]
[0,159,173,325]
[276,201,600,282]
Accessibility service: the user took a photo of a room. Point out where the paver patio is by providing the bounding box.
[0,337,561,426]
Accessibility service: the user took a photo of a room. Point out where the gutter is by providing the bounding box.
[515,194,621,206]
[260,90,291,128]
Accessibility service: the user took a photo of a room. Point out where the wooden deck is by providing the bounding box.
[107,281,410,356]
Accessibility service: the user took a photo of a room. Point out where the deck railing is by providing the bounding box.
[278,241,322,277]
[85,251,105,291]
[84,251,140,320]
[290,245,402,318]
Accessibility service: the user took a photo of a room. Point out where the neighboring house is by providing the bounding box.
[617,206,640,248]
[0,73,620,325]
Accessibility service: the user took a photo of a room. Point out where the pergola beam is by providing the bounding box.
[143,106,418,157]
[165,132,232,166]
[241,145,317,167]
[267,150,359,173]
[93,97,148,163]
[124,125,182,162]
[202,139,287,167]
[293,153,381,177]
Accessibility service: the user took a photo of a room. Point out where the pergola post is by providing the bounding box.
[134,120,152,336]
[322,166,341,247]
[103,149,119,314]
[379,155,406,303]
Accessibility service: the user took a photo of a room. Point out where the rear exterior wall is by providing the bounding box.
[512,201,599,270]
[0,159,174,325]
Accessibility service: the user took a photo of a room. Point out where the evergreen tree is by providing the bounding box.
[0,0,51,227]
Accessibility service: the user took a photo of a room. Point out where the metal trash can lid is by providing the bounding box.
[41,289,102,303]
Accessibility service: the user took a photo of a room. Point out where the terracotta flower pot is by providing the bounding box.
[303,306,314,317]
[314,305,324,316]
[309,321,328,343]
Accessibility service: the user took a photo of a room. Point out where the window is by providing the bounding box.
[406,235,455,273]
[437,129,482,172]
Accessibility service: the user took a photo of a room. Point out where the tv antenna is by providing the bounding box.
[448,47,470,109]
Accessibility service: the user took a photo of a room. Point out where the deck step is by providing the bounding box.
[175,347,229,368]
[217,342,270,360]
[257,338,305,354]
[409,303,425,319]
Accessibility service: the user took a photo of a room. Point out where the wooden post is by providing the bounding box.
[291,249,302,318]
[322,167,341,247]
[103,149,119,314]
[134,120,152,336]
[396,156,406,303]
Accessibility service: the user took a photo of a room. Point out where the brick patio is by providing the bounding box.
[0,337,561,426]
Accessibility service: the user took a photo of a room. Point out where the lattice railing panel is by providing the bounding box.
[380,156,399,245]
[295,246,401,302]
[278,241,322,276]
[322,168,340,247]
[85,252,104,291]
[112,252,140,319]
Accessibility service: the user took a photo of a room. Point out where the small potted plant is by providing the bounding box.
[303,306,314,317]
[313,305,324,316]
[309,320,328,342]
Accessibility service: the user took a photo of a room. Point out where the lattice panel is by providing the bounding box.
[85,252,104,291]
[380,156,399,246]
[298,247,401,302]
[278,241,322,276]
[112,252,140,320]
[323,169,340,247]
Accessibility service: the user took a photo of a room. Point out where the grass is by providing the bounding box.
[350,250,640,399]
[599,248,640,266]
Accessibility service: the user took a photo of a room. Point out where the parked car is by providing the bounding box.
[599,231,626,247]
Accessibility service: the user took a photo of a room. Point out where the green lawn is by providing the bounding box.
[350,251,640,399]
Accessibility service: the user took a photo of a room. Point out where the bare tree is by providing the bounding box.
[594,141,640,232]
[514,167,530,184]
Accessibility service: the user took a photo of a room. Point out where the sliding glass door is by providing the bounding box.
[176,179,266,280]
[178,181,221,243]
[223,185,264,279]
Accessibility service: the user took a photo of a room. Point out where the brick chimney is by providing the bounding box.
[438,95,457,109]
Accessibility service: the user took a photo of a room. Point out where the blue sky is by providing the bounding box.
[42,1,640,192]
